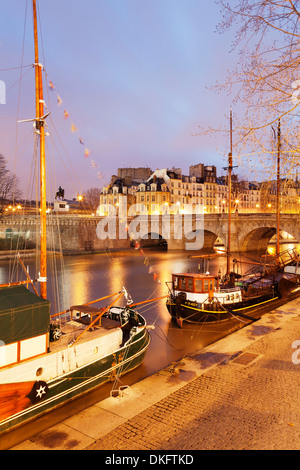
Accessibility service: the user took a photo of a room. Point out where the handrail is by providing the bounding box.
[217,287,241,293]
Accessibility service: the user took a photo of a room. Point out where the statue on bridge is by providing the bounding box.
[55,186,65,200]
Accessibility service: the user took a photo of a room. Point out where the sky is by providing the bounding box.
[0,0,238,200]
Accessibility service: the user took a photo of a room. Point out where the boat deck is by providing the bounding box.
[49,316,122,353]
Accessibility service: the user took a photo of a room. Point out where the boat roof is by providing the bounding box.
[172,273,215,278]
[70,305,103,315]
[0,284,50,309]
[0,285,50,345]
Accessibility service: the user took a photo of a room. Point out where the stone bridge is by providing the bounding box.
[125,213,300,252]
[0,213,299,253]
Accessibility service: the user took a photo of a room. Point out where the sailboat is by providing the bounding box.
[166,114,300,327]
[0,0,151,436]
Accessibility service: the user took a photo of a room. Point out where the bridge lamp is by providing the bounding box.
[77,194,83,202]
[268,203,271,208]
[235,199,239,213]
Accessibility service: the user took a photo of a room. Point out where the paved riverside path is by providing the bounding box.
[12,297,300,451]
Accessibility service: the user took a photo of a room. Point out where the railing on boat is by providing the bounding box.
[216,287,241,293]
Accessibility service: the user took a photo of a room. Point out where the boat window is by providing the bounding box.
[209,280,213,291]
[195,279,202,292]
[180,277,186,290]
[173,276,179,289]
[187,278,194,291]
[203,280,209,292]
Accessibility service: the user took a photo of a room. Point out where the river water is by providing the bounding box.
[2,244,298,381]
[1,243,299,446]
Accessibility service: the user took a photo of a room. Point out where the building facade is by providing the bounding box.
[99,165,300,216]
[99,177,136,216]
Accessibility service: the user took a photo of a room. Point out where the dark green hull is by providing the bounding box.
[167,281,300,326]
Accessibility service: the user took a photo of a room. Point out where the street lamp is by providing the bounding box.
[235,199,239,213]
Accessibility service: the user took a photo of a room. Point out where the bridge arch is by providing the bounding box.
[139,232,168,249]
[240,227,276,252]
[185,229,223,252]
[240,227,297,253]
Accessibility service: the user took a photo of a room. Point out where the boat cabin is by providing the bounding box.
[172,273,218,298]
[171,272,242,305]
[0,285,50,369]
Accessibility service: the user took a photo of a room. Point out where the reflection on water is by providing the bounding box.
[2,242,299,379]
[267,242,300,257]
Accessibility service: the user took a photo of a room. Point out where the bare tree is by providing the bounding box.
[0,154,22,201]
[217,1,300,119]
[200,1,300,180]
[83,187,101,212]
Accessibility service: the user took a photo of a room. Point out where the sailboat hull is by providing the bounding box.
[0,325,150,435]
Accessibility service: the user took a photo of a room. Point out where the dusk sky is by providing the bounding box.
[0,0,238,200]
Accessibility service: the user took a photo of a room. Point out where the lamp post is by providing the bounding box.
[235,199,239,213]
[222,200,226,213]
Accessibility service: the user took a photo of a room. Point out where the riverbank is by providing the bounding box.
[9,295,300,451]
[0,247,137,260]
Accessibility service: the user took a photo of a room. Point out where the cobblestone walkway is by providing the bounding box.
[87,316,300,450]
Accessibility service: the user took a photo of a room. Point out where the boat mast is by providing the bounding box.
[227,108,233,275]
[33,0,47,299]
[276,119,281,261]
